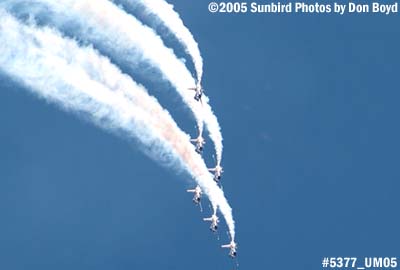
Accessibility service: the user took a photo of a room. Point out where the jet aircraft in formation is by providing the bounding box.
[187,185,202,204]
[208,164,223,182]
[203,214,219,232]
[221,241,238,258]
[190,134,206,154]
[187,82,238,260]
[188,83,204,103]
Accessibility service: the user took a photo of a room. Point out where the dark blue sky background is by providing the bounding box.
[1,1,400,269]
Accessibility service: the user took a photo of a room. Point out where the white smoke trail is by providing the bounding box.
[0,0,223,165]
[117,0,204,85]
[0,11,235,240]
[202,96,223,166]
[115,0,223,166]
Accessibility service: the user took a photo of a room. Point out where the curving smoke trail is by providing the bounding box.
[0,0,224,166]
[0,10,235,241]
[115,0,204,85]
[113,0,223,165]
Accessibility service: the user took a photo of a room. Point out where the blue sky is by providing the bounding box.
[1,1,400,269]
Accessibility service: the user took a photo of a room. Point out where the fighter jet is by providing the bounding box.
[188,83,204,102]
[187,185,202,204]
[221,241,237,258]
[208,164,223,182]
[191,134,205,154]
[203,214,219,232]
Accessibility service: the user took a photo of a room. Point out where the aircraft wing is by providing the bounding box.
[221,244,231,248]
[203,217,212,221]
[187,189,195,192]
[208,168,216,171]
[188,88,196,91]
